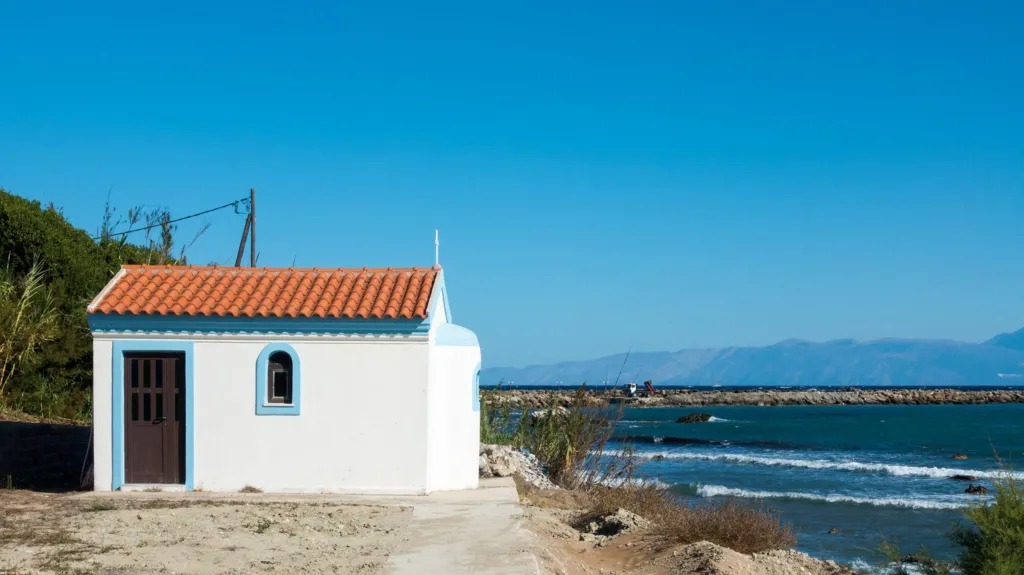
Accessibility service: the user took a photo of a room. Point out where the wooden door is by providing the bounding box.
[124,354,185,484]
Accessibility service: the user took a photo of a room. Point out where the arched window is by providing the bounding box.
[256,343,301,415]
[267,351,293,404]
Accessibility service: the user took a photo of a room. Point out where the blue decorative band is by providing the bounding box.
[89,314,430,335]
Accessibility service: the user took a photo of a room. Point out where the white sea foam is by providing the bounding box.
[707,416,730,422]
[695,484,974,509]
[849,558,959,575]
[599,477,672,488]
[641,451,1024,480]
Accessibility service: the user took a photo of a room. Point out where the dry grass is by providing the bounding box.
[521,482,796,555]
[0,406,88,425]
[659,499,796,554]
[239,485,263,493]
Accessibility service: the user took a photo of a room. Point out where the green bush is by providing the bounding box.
[479,384,528,445]
[952,471,1024,575]
[875,538,953,575]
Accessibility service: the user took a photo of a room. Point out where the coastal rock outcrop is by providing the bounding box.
[581,508,653,537]
[953,453,969,461]
[950,474,978,481]
[677,413,714,424]
[479,444,558,490]
[965,484,989,495]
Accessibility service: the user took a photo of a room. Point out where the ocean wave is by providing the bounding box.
[694,484,974,509]
[642,452,1024,480]
[599,477,672,488]
[614,435,803,450]
[849,559,957,575]
[707,416,730,422]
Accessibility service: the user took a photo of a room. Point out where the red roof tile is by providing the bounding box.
[88,265,438,320]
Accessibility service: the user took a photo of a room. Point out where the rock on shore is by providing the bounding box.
[488,387,1024,408]
[479,443,558,490]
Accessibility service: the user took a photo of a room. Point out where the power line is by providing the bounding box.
[93,197,249,241]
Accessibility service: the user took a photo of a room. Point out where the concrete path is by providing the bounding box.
[383,478,539,575]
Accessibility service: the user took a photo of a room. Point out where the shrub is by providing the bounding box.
[479,383,528,445]
[951,469,1024,575]
[481,384,638,489]
[875,538,953,575]
[520,388,638,489]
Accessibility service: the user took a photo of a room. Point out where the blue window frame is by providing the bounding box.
[472,362,481,412]
[256,343,301,415]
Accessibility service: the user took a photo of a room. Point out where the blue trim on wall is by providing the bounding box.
[472,362,481,412]
[434,323,479,347]
[255,342,302,415]
[89,314,429,335]
[111,340,195,491]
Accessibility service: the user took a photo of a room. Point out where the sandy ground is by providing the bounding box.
[0,490,412,574]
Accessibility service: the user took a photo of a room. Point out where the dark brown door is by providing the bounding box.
[124,353,186,484]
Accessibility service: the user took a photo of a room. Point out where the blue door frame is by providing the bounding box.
[111,340,195,490]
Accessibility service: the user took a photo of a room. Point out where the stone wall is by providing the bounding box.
[0,421,92,491]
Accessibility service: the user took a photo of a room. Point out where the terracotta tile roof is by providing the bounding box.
[88,265,439,320]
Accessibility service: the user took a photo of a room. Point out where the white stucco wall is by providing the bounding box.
[426,324,481,492]
[93,334,432,494]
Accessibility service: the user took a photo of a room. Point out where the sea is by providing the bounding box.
[607,402,1024,571]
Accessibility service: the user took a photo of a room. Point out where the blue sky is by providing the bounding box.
[2,1,1022,367]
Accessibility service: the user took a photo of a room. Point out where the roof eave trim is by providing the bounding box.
[86,267,127,313]
[87,313,431,336]
[425,268,450,324]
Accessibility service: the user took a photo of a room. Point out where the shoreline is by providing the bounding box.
[489,387,1024,408]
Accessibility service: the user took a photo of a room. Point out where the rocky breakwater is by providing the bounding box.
[489,387,1024,408]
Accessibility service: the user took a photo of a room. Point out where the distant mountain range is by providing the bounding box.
[481,328,1024,388]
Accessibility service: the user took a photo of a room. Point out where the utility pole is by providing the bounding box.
[249,188,257,267]
[233,216,251,267]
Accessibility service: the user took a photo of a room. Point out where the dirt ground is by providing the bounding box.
[0,490,412,575]
[521,506,682,575]
[518,502,854,575]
